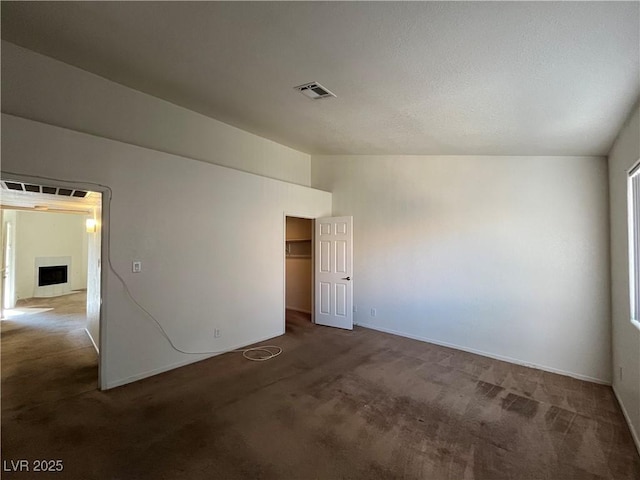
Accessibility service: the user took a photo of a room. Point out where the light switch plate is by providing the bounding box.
[132,261,142,273]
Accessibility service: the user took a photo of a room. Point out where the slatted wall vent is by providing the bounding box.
[2,181,88,198]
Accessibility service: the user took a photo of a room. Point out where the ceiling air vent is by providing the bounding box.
[294,82,336,100]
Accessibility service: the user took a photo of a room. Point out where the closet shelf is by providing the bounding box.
[286,238,312,257]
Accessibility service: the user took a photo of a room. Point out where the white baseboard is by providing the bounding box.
[356,322,610,385]
[105,356,215,389]
[612,386,640,456]
[286,306,312,314]
[18,290,84,303]
[104,332,282,390]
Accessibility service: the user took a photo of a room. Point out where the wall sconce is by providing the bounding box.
[86,218,97,233]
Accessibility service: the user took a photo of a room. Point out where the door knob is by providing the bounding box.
[342,276,351,281]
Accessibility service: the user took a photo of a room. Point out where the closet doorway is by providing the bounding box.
[285,216,313,328]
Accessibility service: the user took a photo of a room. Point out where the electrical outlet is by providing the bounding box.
[371,308,376,317]
[214,329,221,338]
[132,261,142,273]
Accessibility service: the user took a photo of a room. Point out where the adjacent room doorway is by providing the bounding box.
[0,177,104,392]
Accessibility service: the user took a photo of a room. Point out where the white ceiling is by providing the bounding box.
[1,1,638,156]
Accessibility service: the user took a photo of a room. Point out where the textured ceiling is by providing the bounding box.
[1,1,639,156]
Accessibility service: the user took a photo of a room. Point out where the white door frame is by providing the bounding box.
[283,213,316,331]
[1,172,110,390]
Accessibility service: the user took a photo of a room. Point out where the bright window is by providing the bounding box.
[627,161,640,330]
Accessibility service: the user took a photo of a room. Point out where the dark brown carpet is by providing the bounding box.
[2,294,639,479]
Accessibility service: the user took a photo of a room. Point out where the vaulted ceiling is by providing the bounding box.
[2,1,638,156]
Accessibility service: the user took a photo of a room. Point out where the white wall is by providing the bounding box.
[2,114,331,389]
[1,41,311,186]
[1,42,329,388]
[14,211,88,300]
[608,101,640,451]
[312,155,611,383]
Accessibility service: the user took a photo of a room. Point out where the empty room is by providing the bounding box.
[1,2,639,479]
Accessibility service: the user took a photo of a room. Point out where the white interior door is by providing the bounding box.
[86,203,102,352]
[2,220,16,310]
[1,211,5,319]
[315,216,353,330]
